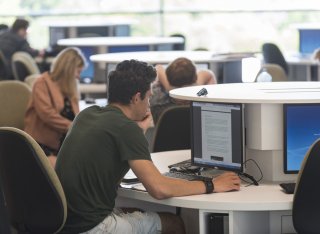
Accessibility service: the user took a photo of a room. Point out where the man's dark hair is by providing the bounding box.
[11,19,29,33]
[108,60,156,104]
[166,57,197,87]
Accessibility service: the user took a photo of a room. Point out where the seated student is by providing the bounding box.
[24,47,86,168]
[55,59,240,234]
[312,48,320,61]
[0,18,44,79]
[150,57,217,124]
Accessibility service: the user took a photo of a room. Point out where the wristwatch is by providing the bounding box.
[202,179,214,194]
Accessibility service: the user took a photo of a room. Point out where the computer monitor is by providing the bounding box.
[79,46,95,83]
[299,29,320,54]
[283,103,320,174]
[190,101,244,172]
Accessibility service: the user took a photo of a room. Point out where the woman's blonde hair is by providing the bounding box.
[50,47,87,100]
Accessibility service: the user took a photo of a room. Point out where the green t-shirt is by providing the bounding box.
[55,105,151,233]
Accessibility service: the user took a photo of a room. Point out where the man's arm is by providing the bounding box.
[196,70,217,85]
[155,64,173,91]
[129,159,241,200]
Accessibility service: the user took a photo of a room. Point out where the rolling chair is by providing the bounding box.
[170,33,186,50]
[151,105,190,153]
[0,80,31,129]
[11,51,40,81]
[262,43,289,75]
[255,64,288,82]
[292,138,320,233]
[0,127,67,233]
[0,50,9,80]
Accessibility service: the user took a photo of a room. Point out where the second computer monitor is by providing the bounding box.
[283,103,320,174]
[190,101,244,172]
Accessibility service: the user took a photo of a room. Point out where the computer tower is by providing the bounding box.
[207,213,229,234]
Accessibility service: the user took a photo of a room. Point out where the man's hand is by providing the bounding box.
[136,111,153,134]
[213,172,241,192]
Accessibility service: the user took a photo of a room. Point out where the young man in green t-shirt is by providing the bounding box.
[55,59,240,234]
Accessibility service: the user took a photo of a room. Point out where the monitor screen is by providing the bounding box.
[284,103,320,174]
[191,101,244,172]
[299,29,320,54]
[79,46,95,83]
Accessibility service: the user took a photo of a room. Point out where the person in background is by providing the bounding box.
[24,47,86,168]
[312,47,320,61]
[55,59,240,234]
[0,18,44,79]
[150,57,217,124]
[0,24,8,34]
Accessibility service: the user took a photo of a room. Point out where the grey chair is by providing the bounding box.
[11,51,40,81]
[255,64,288,82]
[292,138,320,233]
[0,80,31,129]
[0,127,67,234]
[151,105,190,153]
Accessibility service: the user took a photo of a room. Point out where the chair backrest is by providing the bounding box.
[292,138,320,233]
[151,105,190,153]
[11,52,40,81]
[170,33,186,50]
[262,43,288,75]
[24,73,40,89]
[0,50,9,80]
[255,64,288,82]
[0,80,31,129]
[0,127,67,233]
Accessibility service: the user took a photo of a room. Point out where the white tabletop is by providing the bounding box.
[90,51,254,64]
[169,81,320,104]
[58,36,184,47]
[119,150,293,211]
[44,18,137,27]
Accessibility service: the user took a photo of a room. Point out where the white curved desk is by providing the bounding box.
[170,81,320,184]
[170,81,320,103]
[59,37,185,83]
[118,150,294,234]
[91,51,254,84]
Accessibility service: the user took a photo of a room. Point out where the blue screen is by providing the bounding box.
[284,104,320,173]
[299,29,320,54]
[79,46,95,83]
[108,45,149,53]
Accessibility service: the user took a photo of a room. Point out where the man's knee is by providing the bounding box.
[158,212,185,234]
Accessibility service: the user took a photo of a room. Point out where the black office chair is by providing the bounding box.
[151,105,190,153]
[262,43,289,75]
[0,127,67,233]
[0,50,9,80]
[170,33,186,50]
[292,138,320,233]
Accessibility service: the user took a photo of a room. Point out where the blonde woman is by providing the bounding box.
[24,47,86,167]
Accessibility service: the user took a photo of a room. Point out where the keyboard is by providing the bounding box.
[163,171,212,181]
[168,159,192,168]
[279,182,296,194]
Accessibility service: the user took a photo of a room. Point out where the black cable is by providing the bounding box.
[238,159,263,186]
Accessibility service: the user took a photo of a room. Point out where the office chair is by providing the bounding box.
[262,43,289,75]
[151,105,190,153]
[0,183,11,234]
[0,80,31,129]
[24,73,40,89]
[292,138,320,233]
[11,51,40,81]
[0,50,9,80]
[0,127,67,234]
[255,64,288,82]
[170,33,186,50]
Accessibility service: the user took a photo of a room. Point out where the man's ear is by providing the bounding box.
[131,92,141,104]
